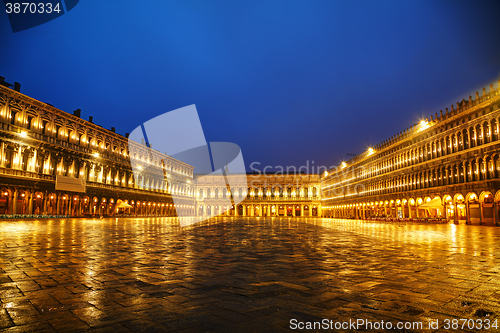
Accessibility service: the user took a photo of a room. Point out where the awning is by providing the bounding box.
[116,200,133,209]
[419,197,443,209]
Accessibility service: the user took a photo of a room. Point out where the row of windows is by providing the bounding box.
[323,114,500,191]
[0,98,193,177]
[323,154,500,200]
[1,146,194,197]
[199,187,319,198]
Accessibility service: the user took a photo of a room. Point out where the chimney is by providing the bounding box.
[125,133,129,138]
[14,82,21,92]
[89,116,93,123]
[0,77,13,89]
[111,127,115,133]
[73,109,81,118]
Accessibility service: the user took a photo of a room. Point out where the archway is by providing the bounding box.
[0,189,11,214]
[270,205,276,216]
[71,195,80,216]
[82,196,90,215]
[278,205,285,216]
[454,194,466,224]
[47,193,57,215]
[480,191,495,225]
[34,192,44,215]
[91,197,99,216]
[466,192,479,225]
[109,198,115,215]
[295,205,301,216]
[17,190,29,214]
[100,198,107,216]
[60,194,70,215]
[443,195,453,221]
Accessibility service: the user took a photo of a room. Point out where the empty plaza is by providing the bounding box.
[1,217,500,332]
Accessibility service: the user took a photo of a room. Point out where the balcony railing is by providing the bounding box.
[87,181,194,198]
[0,167,55,181]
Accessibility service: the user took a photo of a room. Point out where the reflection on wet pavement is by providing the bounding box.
[1,217,500,332]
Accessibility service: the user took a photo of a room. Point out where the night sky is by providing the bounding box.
[1,0,500,172]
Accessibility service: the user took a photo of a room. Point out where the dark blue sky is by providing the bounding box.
[2,0,500,172]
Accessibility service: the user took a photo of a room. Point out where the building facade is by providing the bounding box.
[0,79,321,219]
[1,77,500,224]
[322,81,500,225]
[0,82,196,217]
[196,173,321,217]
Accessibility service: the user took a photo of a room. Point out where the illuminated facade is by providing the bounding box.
[2,77,500,224]
[0,79,320,219]
[322,80,500,225]
[0,82,196,217]
[196,173,321,217]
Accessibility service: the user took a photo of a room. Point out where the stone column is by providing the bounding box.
[28,191,33,214]
[42,193,48,215]
[0,142,5,168]
[494,201,499,226]
[68,198,72,217]
[466,202,470,224]
[12,190,18,214]
[301,205,304,217]
[454,202,459,224]
[479,202,484,225]
[56,194,61,215]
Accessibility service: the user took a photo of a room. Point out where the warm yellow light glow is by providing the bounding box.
[367,147,375,156]
[417,120,431,132]
[19,131,27,138]
[93,152,99,157]
[341,162,347,168]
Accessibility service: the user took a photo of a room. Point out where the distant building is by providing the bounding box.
[196,173,322,217]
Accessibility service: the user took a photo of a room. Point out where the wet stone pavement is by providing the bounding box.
[1,218,500,332]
